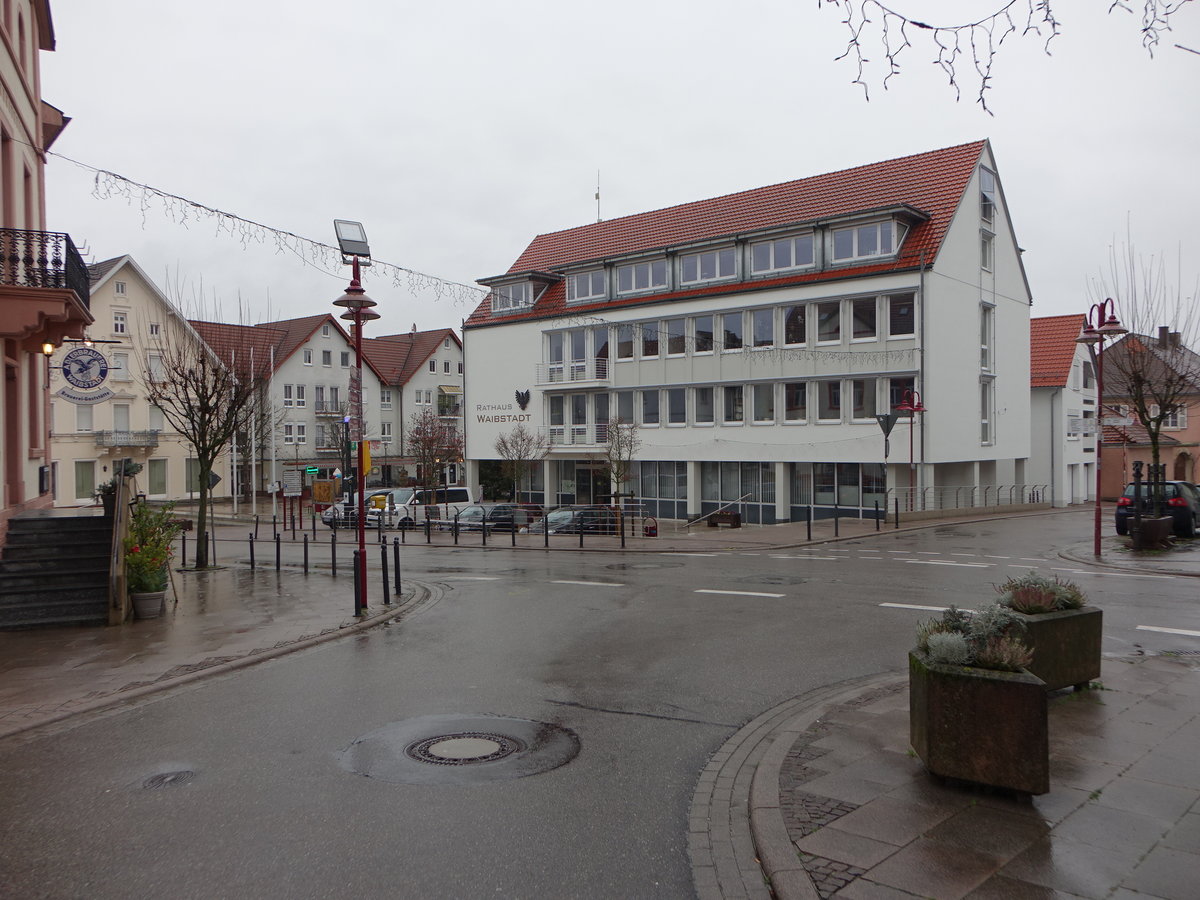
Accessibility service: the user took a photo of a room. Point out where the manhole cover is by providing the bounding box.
[338,714,579,785]
[143,770,195,789]
[406,732,524,765]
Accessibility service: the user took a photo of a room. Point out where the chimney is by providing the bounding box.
[1171,332,1182,348]
[1158,325,1170,348]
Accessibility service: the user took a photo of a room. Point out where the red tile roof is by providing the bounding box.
[466,140,987,328]
[1030,314,1085,388]
[365,328,460,385]
[189,320,288,378]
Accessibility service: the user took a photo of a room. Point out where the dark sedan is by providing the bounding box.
[528,505,618,535]
[1115,481,1200,538]
[455,503,544,532]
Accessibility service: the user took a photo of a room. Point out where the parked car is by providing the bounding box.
[1115,480,1200,538]
[528,505,618,535]
[321,490,391,528]
[455,503,544,532]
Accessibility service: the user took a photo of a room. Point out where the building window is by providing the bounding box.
[149,322,160,336]
[616,259,667,294]
[147,353,165,382]
[851,379,876,419]
[818,380,842,421]
[493,282,532,311]
[752,308,773,348]
[832,221,900,262]
[641,324,659,358]
[340,351,350,367]
[980,305,994,371]
[296,424,306,445]
[284,424,294,444]
[817,301,840,343]
[980,380,994,444]
[294,385,306,408]
[283,385,294,407]
[981,232,994,271]
[1151,404,1188,429]
[667,388,686,424]
[321,324,331,337]
[444,361,451,374]
[425,390,432,404]
[414,389,423,404]
[303,349,313,365]
[458,362,463,374]
[111,352,130,382]
[665,318,686,355]
[980,168,996,226]
[681,248,735,285]
[567,270,606,303]
[381,388,392,409]
[750,234,815,274]
[444,337,451,348]
[889,377,916,414]
[74,460,96,499]
[114,281,127,295]
[888,293,915,337]
[723,385,744,424]
[322,350,332,366]
[784,305,806,345]
[616,324,635,359]
[852,298,877,340]
[722,313,743,351]
[694,315,714,353]
[149,405,165,431]
[753,384,775,422]
[695,386,714,424]
[616,390,634,424]
[113,311,127,334]
[381,422,393,442]
[784,382,807,422]
[641,389,660,425]
[148,459,167,495]
[75,403,93,432]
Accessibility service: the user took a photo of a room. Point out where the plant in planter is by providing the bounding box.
[94,460,144,515]
[995,572,1102,692]
[125,502,183,619]
[910,602,1049,795]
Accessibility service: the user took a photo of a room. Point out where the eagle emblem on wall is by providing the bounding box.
[515,389,531,410]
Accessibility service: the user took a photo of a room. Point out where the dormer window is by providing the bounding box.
[680,248,735,285]
[831,220,906,263]
[493,282,532,312]
[616,259,667,295]
[567,270,606,303]
[750,233,815,275]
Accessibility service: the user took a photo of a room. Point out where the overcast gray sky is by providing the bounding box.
[40,0,1199,333]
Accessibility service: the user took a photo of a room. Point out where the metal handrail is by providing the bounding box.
[684,493,753,529]
[107,472,134,624]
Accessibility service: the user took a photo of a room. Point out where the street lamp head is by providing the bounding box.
[340,308,381,323]
[1098,312,1127,338]
[1075,323,1101,345]
[333,219,371,264]
[896,388,926,413]
[41,341,55,357]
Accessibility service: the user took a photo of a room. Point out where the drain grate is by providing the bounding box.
[406,732,524,766]
[143,770,195,789]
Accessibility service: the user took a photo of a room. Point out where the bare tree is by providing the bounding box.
[1093,240,1200,488]
[406,407,464,516]
[141,324,268,568]
[599,417,642,508]
[494,423,550,502]
[819,1,1191,113]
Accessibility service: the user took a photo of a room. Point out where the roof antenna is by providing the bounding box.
[596,169,602,223]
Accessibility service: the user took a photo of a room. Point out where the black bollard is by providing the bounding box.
[353,550,363,617]
[254,514,260,541]
[211,528,218,565]
[330,531,337,577]
[579,525,583,549]
[511,521,516,547]
[482,519,487,547]
[875,501,880,530]
[454,512,459,545]
[894,497,900,529]
[806,505,812,541]
[380,543,390,605]
[275,533,281,571]
[303,533,309,575]
[393,537,401,595]
[181,530,188,568]
[544,520,548,549]
[311,510,317,541]
[425,517,431,544]
[249,533,255,569]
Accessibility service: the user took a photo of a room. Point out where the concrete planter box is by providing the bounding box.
[1014,606,1102,692]
[909,650,1048,795]
[1133,516,1174,550]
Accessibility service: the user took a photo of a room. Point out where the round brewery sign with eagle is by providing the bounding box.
[56,346,115,404]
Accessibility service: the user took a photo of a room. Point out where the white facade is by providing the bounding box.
[49,257,225,505]
[464,142,1033,521]
[1029,323,1097,508]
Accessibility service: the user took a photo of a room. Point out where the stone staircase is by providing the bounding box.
[0,514,113,629]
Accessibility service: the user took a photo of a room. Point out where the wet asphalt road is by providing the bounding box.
[2,510,1197,898]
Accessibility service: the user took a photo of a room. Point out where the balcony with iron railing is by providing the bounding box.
[534,357,610,387]
[94,430,160,448]
[541,423,609,447]
[314,401,346,416]
[0,227,91,309]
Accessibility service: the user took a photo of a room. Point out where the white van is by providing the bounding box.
[370,486,474,526]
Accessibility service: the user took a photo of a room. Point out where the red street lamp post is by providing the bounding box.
[332,220,379,612]
[893,389,926,511]
[1076,298,1127,557]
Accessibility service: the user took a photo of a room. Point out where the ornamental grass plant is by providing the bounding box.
[125,502,183,593]
[915,602,1033,672]
[995,572,1086,614]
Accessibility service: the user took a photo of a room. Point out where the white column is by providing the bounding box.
[687,460,702,520]
[774,461,789,524]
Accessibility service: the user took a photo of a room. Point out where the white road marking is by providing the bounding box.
[1019,558,1043,562]
[1052,568,1174,580]
[696,589,786,598]
[1007,564,1039,570]
[553,580,624,588]
[881,602,951,612]
[1136,625,1200,638]
[985,555,1011,560]
[441,576,500,581]
[661,552,720,557]
[887,550,909,554]
[905,559,991,568]
[917,551,941,555]
[770,555,838,560]
[951,553,977,557]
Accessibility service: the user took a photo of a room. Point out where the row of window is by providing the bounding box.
[286,422,395,446]
[73,457,170,499]
[544,293,916,373]
[301,348,352,367]
[282,385,394,410]
[110,308,160,337]
[428,358,463,375]
[549,376,917,429]
[632,460,890,510]
[61,402,167,433]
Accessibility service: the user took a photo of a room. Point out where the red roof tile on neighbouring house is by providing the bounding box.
[189,320,287,377]
[466,141,988,328]
[1030,314,1086,387]
[367,328,460,385]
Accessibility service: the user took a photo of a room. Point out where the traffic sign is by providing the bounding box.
[305,466,319,474]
